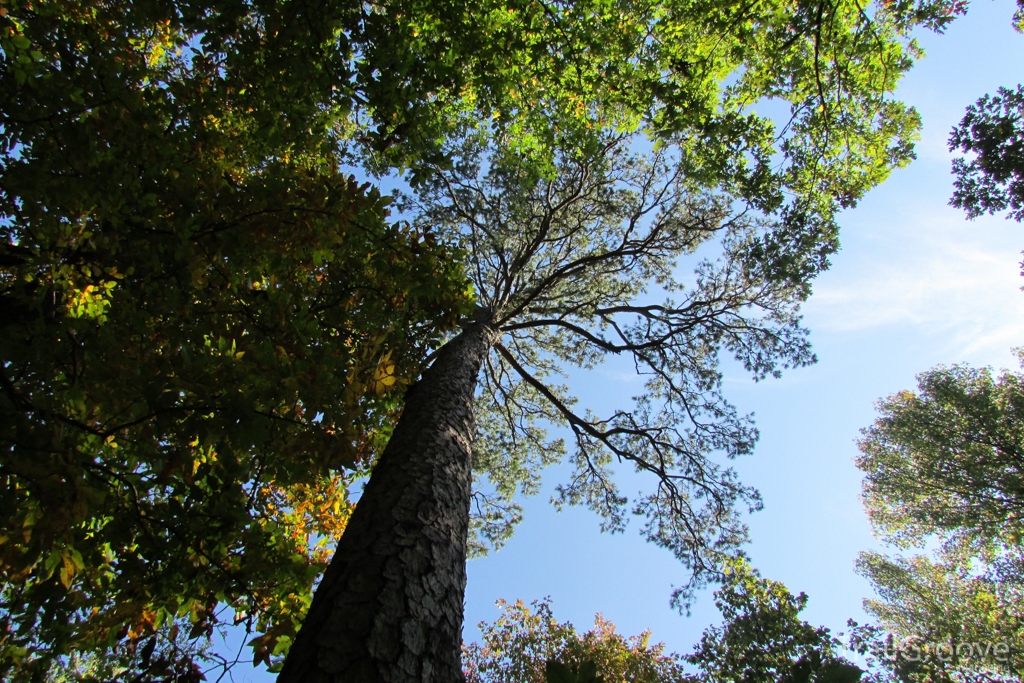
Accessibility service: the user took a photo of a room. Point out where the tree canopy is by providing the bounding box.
[949,1,1024,222]
[856,359,1024,681]
[279,0,972,666]
[399,0,960,583]
[463,597,688,683]
[407,129,818,594]
[950,84,1024,222]
[464,560,862,683]
[687,560,862,683]
[0,0,977,678]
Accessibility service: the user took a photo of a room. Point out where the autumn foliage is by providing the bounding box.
[0,0,472,677]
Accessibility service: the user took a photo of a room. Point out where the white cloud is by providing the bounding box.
[805,205,1024,362]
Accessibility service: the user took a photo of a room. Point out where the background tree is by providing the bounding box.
[861,6,1024,682]
[856,358,1024,682]
[950,83,1024,223]
[44,623,214,683]
[949,1,1024,222]
[464,560,861,683]
[463,597,688,683]
[688,559,862,683]
[853,555,1022,683]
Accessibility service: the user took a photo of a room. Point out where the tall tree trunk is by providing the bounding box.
[278,319,497,683]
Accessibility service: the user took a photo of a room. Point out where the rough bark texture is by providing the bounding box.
[278,320,497,683]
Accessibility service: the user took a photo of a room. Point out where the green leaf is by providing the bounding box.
[545,660,577,683]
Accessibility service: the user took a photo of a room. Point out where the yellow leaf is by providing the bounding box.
[373,350,398,396]
[59,557,74,588]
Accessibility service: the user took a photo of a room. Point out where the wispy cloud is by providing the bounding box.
[595,368,645,384]
[805,205,1024,362]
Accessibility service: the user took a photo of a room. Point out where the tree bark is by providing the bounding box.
[278,319,497,683]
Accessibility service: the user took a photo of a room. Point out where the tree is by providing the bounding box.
[858,360,1024,557]
[855,359,1024,681]
[463,560,861,683]
[1,0,968,679]
[948,2,1024,222]
[950,84,1024,223]
[462,598,688,683]
[854,555,1022,683]
[276,0,975,675]
[688,559,862,683]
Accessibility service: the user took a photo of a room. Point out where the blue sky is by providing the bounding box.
[216,2,1024,679]
[462,0,1024,660]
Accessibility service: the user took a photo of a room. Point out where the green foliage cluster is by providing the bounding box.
[858,362,1024,554]
[687,559,862,683]
[856,360,1024,681]
[44,623,212,683]
[950,84,1024,222]
[948,1,1024,223]
[0,0,480,677]
[545,660,607,683]
[464,560,863,683]
[463,597,689,683]
[853,557,1022,683]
